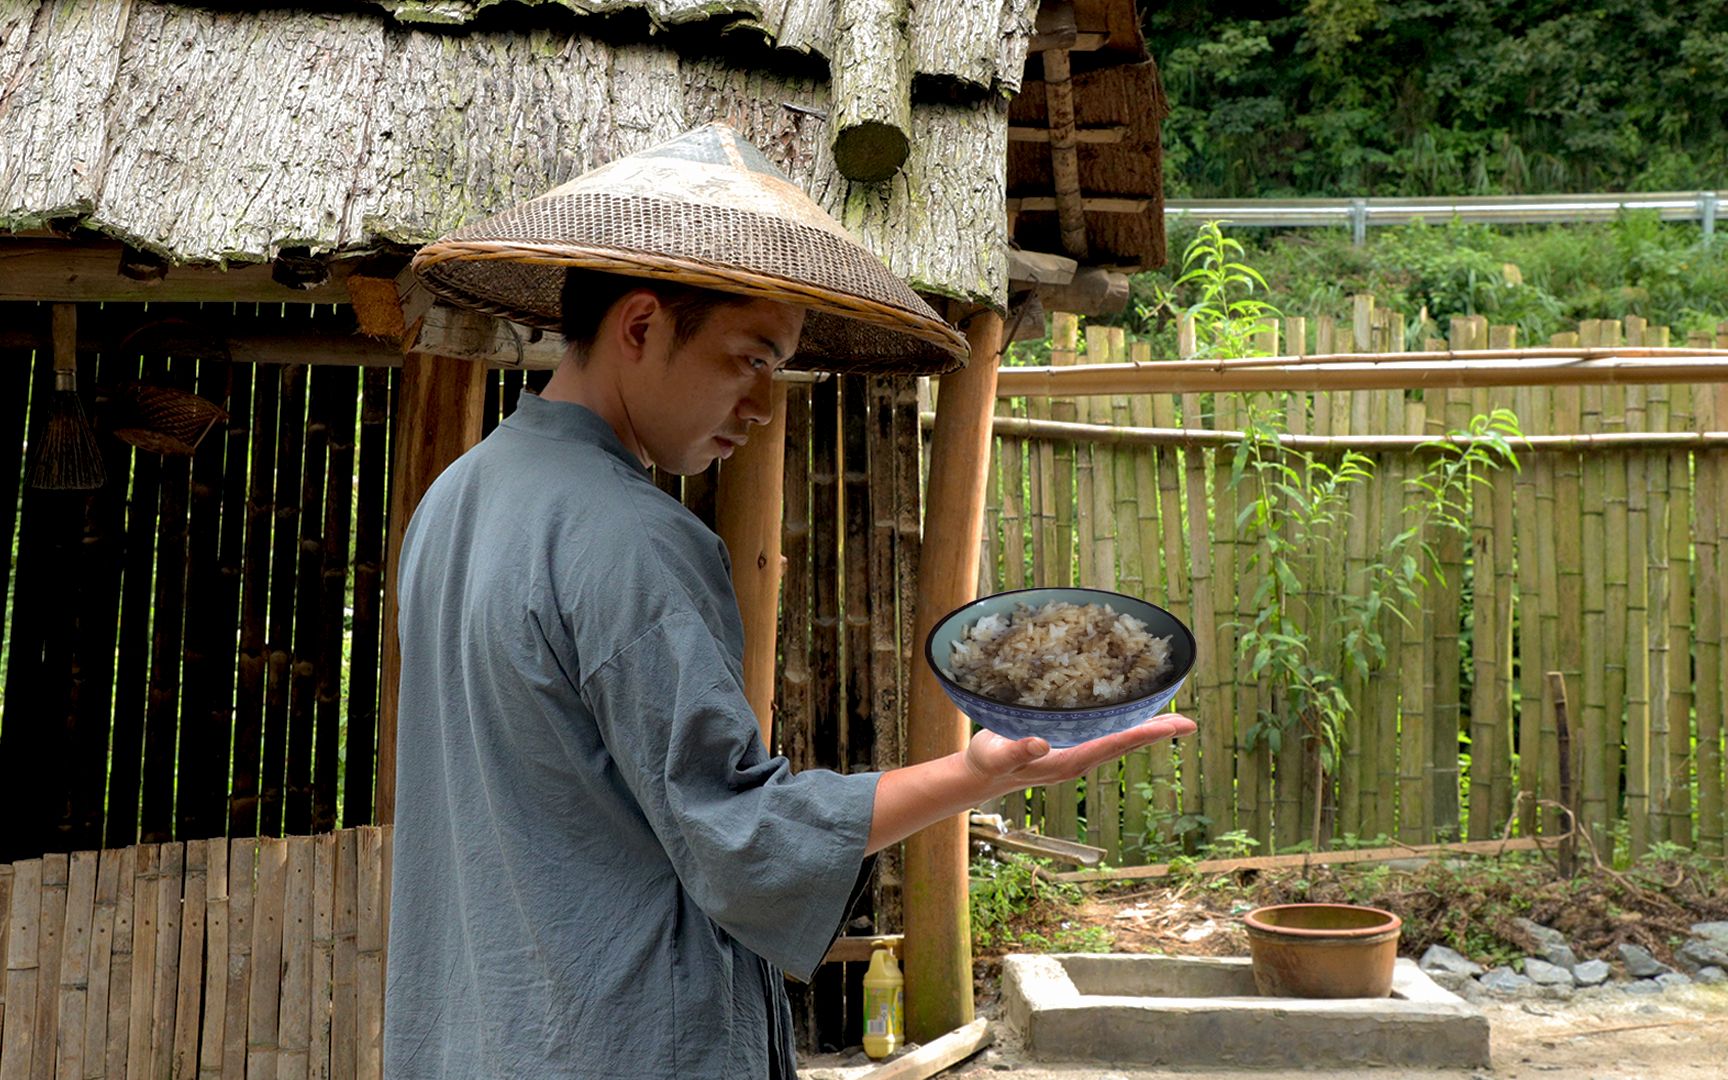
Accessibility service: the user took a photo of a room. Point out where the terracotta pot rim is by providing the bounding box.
[1242,902,1403,940]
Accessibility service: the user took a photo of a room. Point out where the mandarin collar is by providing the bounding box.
[499,392,648,475]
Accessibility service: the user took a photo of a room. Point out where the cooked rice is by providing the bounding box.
[944,600,1173,709]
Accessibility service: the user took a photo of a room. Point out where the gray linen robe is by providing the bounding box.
[384,393,879,1078]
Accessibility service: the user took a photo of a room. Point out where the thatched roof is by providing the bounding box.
[362,0,1037,95]
[0,0,1031,305]
[0,0,1164,311]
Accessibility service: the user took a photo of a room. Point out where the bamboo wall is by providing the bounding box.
[981,309,1728,864]
[0,827,392,1080]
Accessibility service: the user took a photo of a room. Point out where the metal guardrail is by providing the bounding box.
[1165,191,1724,244]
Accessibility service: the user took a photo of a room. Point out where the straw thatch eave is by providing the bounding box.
[355,0,1039,96]
[0,0,1008,306]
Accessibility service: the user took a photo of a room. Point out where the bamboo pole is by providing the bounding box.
[1045,314,1081,842]
[1429,316,1474,841]
[903,310,1001,1041]
[287,369,334,835]
[992,355,1728,397]
[1150,390,1192,834]
[1666,378,1694,845]
[1004,344,1728,374]
[261,363,308,837]
[1578,321,1610,853]
[1624,374,1652,856]
[1397,396,1427,842]
[1600,328,1632,851]
[1644,382,1673,850]
[715,380,791,746]
[868,377,905,861]
[345,366,390,827]
[1552,334,1586,840]
[843,377,875,779]
[919,413,1728,451]
[1533,381,1563,836]
[782,384,814,773]
[1490,371,1518,834]
[1356,378,1391,843]
[1214,388,1244,842]
[1514,382,1542,838]
[1696,383,1725,856]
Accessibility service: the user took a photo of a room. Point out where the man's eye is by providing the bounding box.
[747,357,769,371]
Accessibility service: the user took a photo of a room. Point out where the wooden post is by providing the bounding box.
[715,380,790,747]
[903,307,1002,1043]
[375,349,489,826]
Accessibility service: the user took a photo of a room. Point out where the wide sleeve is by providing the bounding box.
[578,608,880,981]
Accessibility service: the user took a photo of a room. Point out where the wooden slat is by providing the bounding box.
[856,1018,991,1080]
[0,866,10,1056]
[199,840,229,1079]
[124,845,157,1080]
[221,839,256,1079]
[2,860,42,1080]
[1665,384,1694,845]
[278,836,313,1080]
[53,851,96,1080]
[247,838,287,1079]
[310,835,336,1080]
[80,850,118,1078]
[1151,392,1193,827]
[102,847,136,1079]
[331,830,357,1080]
[1397,398,1427,842]
[149,843,184,1080]
[354,829,384,1080]
[1624,376,1652,856]
[173,842,206,1079]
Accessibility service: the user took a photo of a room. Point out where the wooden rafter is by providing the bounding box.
[1006,124,1127,144]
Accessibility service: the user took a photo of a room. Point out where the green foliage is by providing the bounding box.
[970,852,1110,952]
[1150,2,1728,197]
[1119,216,1728,350]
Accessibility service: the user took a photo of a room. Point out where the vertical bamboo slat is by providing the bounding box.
[354,829,384,1080]
[1577,322,1610,850]
[199,840,229,1079]
[232,367,280,839]
[1178,317,1229,840]
[1151,391,1192,831]
[171,843,205,1079]
[222,840,256,1080]
[332,830,357,1080]
[345,366,391,828]
[1,859,41,1080]
[1645,383,1673,849]
[277,837,313,1080]
[54,850,96,1080]
[124,845,158,1080]
[148,843,182,1080]
[866,376,904,925]
[781,384,813,773]
[82,848,119,1076]
[1513,383,1542,837]
[103,847,135,1078]
[314,368,359,833]
[1623,371,1652,856]
[1045,314,1081,842]
[248,839,286,1079]
[1666,381,1694,844]
[1396,398,1427,842]
[177,359,232,843]
[842,376,875,776]
[1696,385,1725,855]
[263,366,309,838]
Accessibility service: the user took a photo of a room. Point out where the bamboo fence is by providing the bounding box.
[0,828,392,1079]
[977,306,1728,864]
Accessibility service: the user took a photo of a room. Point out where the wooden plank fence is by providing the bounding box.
[0,827,391,1080]
[980,307,1728,864]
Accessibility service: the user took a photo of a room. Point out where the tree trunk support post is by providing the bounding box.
[375,342,490,825]
[715,379,791,748]
[903,306,1003,1042]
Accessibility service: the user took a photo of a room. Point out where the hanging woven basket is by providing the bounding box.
[109,382,228,455]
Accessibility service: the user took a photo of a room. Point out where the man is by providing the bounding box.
[385,125,1195,1078]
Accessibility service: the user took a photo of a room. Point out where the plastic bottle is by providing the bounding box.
[861,946,904,1060]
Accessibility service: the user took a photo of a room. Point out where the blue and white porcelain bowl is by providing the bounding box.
[925,587,1197,749]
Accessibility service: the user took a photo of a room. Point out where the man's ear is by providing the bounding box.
[607,289,663,365]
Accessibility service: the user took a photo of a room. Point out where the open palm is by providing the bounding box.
[964,714,1197,793]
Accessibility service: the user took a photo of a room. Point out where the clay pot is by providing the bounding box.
[1243,903,1402,998]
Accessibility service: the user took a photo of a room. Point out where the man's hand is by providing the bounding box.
[962,715,1197,796]
[866,713,1197,854]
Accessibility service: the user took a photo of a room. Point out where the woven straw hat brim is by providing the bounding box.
[410,127,971,375]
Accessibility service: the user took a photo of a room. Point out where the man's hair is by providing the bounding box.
[559,269,749,364]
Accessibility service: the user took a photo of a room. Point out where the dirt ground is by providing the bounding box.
[801,858,1728,1079]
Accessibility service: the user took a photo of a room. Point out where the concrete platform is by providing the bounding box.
[1000,954,1491,1070]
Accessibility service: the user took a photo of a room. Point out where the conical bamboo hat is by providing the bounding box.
[412,124,969,374]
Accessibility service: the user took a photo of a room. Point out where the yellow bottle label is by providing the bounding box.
[863,985,902,1038]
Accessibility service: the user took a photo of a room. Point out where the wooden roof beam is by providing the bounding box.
[1007,196,1153,215]
[1026,3,1107,53]
[1007,124,1127,145]
[1040,48,1088,260]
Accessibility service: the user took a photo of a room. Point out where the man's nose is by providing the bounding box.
[739,370,774,425]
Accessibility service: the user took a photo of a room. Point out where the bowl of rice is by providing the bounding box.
[925,587,1196,748]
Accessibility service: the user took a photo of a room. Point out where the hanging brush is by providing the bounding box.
[26,304,106,490]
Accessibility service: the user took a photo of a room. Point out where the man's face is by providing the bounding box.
[623,298,806,475]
